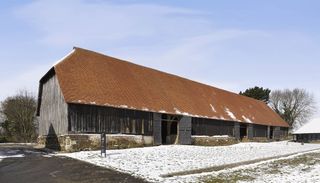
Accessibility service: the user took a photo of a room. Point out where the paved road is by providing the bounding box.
[0,144,148,183]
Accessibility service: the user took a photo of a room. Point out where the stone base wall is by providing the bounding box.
[38,134,154,152]
[191,136,238,146]
[242,136,290,142]
[241,137,270,142]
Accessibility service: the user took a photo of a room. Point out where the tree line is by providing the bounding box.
[240,86,317,130]
[0,90,37,142]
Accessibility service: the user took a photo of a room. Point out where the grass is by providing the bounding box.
[204,170,255,183]
[202,152,320,183]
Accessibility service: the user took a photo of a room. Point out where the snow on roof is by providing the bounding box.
[242,115,252,123]
[293,118,320,134]
[53,48,76,66]
[209,104,217,113]
[45,47,289,127]
[225,107,237,121]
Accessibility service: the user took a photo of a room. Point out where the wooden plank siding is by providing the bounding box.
[279,127,289,139]
[68,104,153,135]
[191,118,235,136]
[253,124,268,138]
[39,74,68,135]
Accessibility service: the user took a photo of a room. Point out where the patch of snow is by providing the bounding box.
[209,104,217,113]
[106,134,142,137]
[0,151,25,162]
[158,110,166,113]
[53,48,76,66]
[293,117,320,134]
[242,115,252,123]
[0,154,25,159]
[59,141,320,183]
[141,107,149,111]
[212,135,229,138]
[225,107,237,121]
[173,149,320,183]
[42,154,54,158]
[174,108,190,116]
[0,143,35,145]
[192,135,229,138]
[174,107,181,114]
[119,105,128,108]
[90,102,96,105]
[252,162,320,183]
[192,135,210,138]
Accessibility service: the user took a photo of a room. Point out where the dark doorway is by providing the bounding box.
[269,126,274,139]
[240,124,247,140]
[161,114,179,144]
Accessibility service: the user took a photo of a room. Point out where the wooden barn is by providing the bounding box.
[36,47,289,150]
[293,118,320,143]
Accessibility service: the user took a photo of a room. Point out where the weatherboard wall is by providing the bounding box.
[68,104,153,135]
[39,74,68,136]
[191,118,235,136]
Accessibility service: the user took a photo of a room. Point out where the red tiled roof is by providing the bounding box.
[53,47,289,127]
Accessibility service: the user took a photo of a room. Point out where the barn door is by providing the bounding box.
[178,116,192,145]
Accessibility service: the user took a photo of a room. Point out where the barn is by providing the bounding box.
[36,47,289,151]
[293,118,320,143]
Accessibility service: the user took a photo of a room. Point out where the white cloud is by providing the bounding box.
[5,0,319,116]
[15,0,210,46]
[0,63,50,100]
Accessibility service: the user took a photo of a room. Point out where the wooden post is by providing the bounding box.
[153,113,162,145]
[234,122,240,140]
[274,127,281,140]
[101,132,106,157]
[248,124,253,140]
[178,116,192,145]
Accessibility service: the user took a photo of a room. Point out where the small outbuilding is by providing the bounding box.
[293,118,320,143]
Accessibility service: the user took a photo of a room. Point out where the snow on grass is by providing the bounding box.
[251,163,320,183]
[199,149,320,183]
[59,141,320,182]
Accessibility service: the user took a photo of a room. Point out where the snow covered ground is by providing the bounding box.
[59,141,320,182]
[198,149,320,183]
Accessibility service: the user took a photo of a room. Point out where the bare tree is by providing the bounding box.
[0,90,37,142]
[270,88,317,130]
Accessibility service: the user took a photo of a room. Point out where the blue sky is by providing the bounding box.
[0,0,319,118]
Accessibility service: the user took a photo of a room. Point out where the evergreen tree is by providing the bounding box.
[239,86,271,104]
